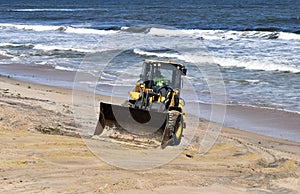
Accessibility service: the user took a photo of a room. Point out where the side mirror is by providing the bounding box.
[182,67,187,76]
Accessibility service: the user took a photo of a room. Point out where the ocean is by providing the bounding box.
[0,0,299,141]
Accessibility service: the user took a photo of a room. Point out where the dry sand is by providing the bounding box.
[0,75,300,193]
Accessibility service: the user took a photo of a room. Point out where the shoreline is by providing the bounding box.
[0,74,299,151]
[0,62,299,143]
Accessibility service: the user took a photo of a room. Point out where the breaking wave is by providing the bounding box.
[0,23,117,35]
[147,27,300,41]
[134,48,300,73]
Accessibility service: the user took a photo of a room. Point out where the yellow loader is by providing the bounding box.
[94,60,187,148]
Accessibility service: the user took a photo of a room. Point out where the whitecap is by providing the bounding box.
[64,26,117,35]
[0,23,118,35]
[214,57,300,73]
[33,44,93,53]
[133,48,190,62]
[278,32,300,40]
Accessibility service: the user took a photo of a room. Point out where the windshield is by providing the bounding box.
[141,62,182,89]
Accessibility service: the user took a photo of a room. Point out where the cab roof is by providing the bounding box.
[144,59,187,75]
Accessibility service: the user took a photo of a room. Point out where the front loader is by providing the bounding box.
[94,60,187,148]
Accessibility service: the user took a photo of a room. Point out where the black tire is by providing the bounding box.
[161,111,183,148]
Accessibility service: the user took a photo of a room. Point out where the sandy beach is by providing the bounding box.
[0,75,300,194]
[1,1,300,193]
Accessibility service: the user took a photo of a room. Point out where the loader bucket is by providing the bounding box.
[94,102,169,144]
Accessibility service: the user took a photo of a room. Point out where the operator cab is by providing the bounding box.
[140,60,187,90]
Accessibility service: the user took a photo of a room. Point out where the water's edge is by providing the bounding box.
[1,65,299,143]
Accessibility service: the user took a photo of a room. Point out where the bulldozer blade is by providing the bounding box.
[95,102,168,139]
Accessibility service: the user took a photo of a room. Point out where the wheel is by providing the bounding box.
[161,111,183,148]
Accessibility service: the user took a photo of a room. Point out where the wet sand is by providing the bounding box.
[0,63,77,89]
[199,103,300,143]
[1,75,300,193]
